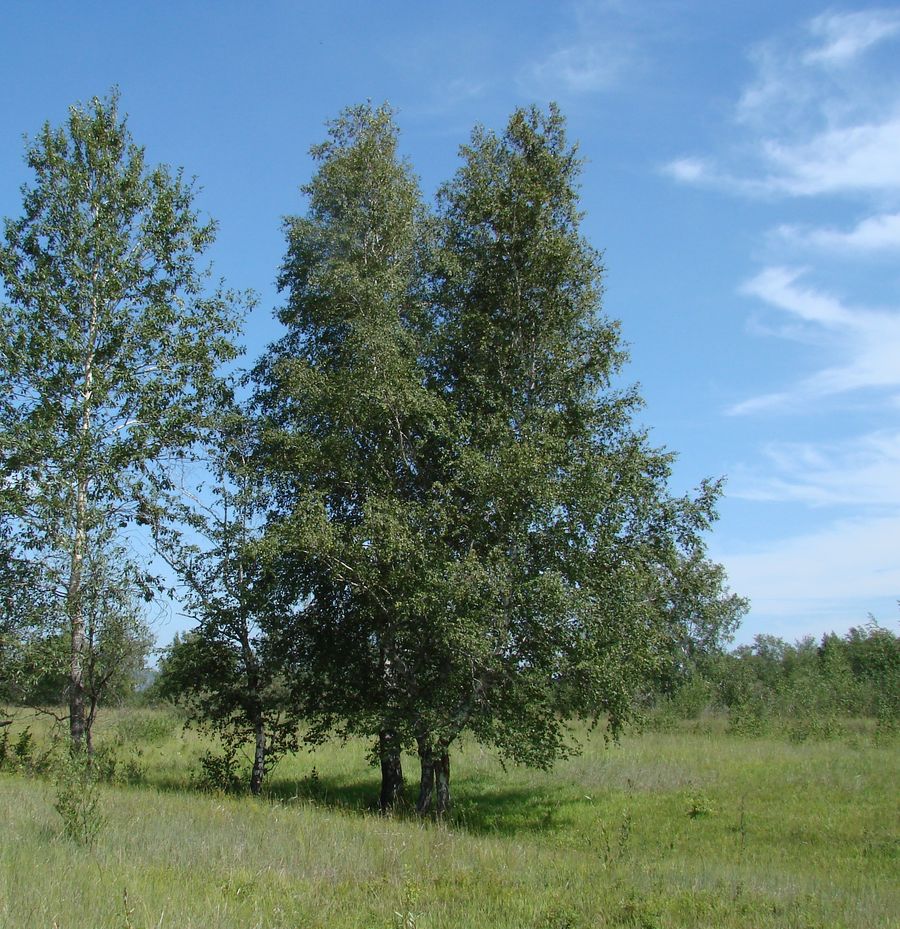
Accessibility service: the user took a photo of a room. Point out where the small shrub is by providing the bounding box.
[13,727,34,768]
[92,738,145,786]
[115,709,177,745]
[193,747,243,794]
[119,751,146,785]
[786,713,842,743]
[874,697,899,743]
[92,742,120,782]
[726,701,768,737]
[300,765,324,801]
[615,891,662,929]
[597,807,632,868]
[54,752,105,848]
[121,888,136,929]
[686,789,714,820]
[393,879,421,929]
[541,900,582,929]
[669,677,715,720]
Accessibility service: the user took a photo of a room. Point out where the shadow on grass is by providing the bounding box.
[107,732,582,839]
[260,769,577,838]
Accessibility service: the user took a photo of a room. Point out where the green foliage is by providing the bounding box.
[0,724,58,776]
[53,752,105,847]
[254,102,444,796]
[393,879,421,929]
[685,787,715,819]
[91,738,146,786]
[1,548,153,716]
[649,620,900,739]
[193,746,243,794]
[0,538,59,707]
[13,727,34,766]
[256,102,738,811]
[0,88,247,746]
[144,408,299,795]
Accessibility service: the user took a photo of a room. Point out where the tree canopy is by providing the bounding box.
[253,102,741,812]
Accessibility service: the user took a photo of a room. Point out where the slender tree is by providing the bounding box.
[145,408,299,795]
[254,103,442,809]
[0,91,247,749]
[405,104,730,812]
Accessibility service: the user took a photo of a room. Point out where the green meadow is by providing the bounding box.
[1,710,897,928]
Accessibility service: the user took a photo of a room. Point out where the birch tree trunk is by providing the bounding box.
[67,476,89,750]
[435,743,451,815]
[250,717,266,796]
[415,734,435,814]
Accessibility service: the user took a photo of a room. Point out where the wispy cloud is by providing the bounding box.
[665,7,900,199]
[658,9,900,638]
[732,430,900,506]
[804,8,900,66]
[730,267,900,413]
[775,211,900,253]
[663,111,900,198]
[761,113,900,196]
[518,0,647,97]
[527,42,632,94]
[720,513,900,613]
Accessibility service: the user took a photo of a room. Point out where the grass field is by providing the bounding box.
[0,710,897,928]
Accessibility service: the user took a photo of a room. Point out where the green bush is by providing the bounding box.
[193,747,244,794]
[53,753,105,847]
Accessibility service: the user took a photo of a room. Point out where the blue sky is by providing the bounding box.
[2,1,898,646]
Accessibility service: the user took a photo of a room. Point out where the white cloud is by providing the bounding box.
[730,267,900,413]
[776,211,900,252]
[741,266,852,326]
[525,41,632,94]
[668,111,900,199]
[669,8,900,199]
[761,113,900,196]
[519,0,649,96]
[662,157,709,184]
[659,10,900,640]
[736,42,815,128]
[805,9,900,67]
[732,430,900,506]
[720,513,900,611]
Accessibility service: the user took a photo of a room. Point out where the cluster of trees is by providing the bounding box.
[650,621,900,732]
[1,92,747,810]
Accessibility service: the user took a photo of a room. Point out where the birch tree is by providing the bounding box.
[144,407,299,796]
[254,103,441,809]
[0,91,246,750]
[406,104,730,812]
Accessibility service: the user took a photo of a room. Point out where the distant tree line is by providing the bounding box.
[2,91,752,808]
[646,620,899,737]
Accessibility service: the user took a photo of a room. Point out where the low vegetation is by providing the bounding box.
[1,706,897,928]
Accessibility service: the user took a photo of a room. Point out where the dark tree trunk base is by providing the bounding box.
[416,735,435,814]
[379,729,404,811]
[436,747,450,815]
[416,737,450,815]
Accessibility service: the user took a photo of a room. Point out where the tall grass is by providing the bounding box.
[0,709,897,928]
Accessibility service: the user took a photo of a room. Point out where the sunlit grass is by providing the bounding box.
[0,708,897,928]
